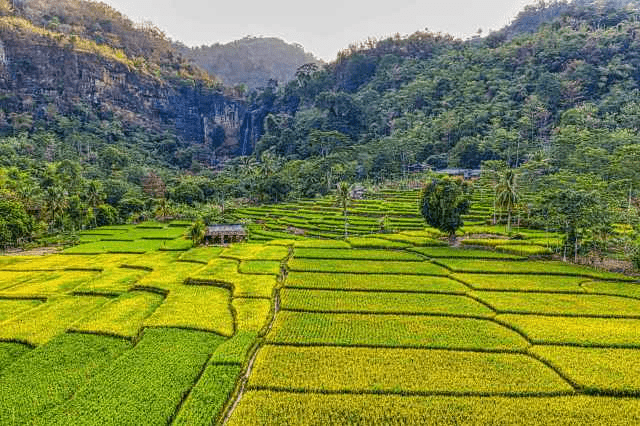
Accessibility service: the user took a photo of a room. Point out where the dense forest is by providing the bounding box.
[0,0,639,265]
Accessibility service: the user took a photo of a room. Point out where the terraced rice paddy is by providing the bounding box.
[0,193,639,425]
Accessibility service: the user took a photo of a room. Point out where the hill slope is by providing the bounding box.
[179,36,321,91]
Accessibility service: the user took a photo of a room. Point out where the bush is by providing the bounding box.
[95,204,118,226]
[632,244,640,271]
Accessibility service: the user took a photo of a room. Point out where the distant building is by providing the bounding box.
[437,169,482,180]
[350,184,367,200]
[205,224,247,244]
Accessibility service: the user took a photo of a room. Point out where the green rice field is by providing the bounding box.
[0,195,638,425]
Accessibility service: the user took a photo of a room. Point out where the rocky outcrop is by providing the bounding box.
[0,27,260,157]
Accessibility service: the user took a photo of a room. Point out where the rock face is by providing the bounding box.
[0,29,260,156]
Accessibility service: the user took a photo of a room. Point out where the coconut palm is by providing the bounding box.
[189,220,206,246]
[335,182,352,239]
[495,169,520,233]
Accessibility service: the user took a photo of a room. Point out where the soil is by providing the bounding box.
[1,246,62,256]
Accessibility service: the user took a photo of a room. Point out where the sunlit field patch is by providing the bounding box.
[280,289,494,317]
[0,296,110,345]
[473,292,640,317]
[228,392,640,425]
[452,274,586,292]
[267,312,528,350]
[143,285,233,336]
[70,291,164,338]
[285,272,467,293]
[497,314,640,347]
[248,346,571,394]
[287,259,449,275]
[531,345,640,394]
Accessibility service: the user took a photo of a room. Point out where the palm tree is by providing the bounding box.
[85,180,103,228]
[45,186,68,233]
[495,170,519,234]
[335,182,352,239]
[189,220,206,246]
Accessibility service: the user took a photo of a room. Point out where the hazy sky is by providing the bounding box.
[101,0,536,61]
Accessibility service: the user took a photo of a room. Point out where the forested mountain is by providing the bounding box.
[2,0,640,253]
[243,0,640,186]
[178,36,321,91]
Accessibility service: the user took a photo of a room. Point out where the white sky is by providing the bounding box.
[100,0,537,61]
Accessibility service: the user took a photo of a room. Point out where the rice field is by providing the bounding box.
[0,193,639,424]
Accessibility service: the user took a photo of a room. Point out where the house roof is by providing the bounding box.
[206,224,246,234]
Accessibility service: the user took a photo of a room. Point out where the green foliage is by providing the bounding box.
[40,329,224,425]
[420,177,471,239]
[173,364,243,426]
[189,220,205,246]
[0,333,131,424]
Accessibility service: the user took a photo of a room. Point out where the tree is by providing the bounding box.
[495,169,520,233]
[335,182,352,239]
[420,176,471,242]
[544,188,610,263]
[189,220,206,246]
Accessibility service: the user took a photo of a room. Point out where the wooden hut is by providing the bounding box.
[205,224,247,244]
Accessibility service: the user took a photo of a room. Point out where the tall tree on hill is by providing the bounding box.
[495,169,520,234]
[420,177,471,243]
[335,182,352,239]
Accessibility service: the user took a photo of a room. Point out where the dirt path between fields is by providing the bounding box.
[222,291,280,425]
[1,246,62,256]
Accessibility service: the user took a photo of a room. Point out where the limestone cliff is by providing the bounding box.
[0,5,261,160]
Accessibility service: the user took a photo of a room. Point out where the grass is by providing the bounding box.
[267,312,528,350]
[582,281,640,299]
[70,291,164,338]
[347,237,410,249]
[287,259,449,276]
[190,259,278,298]
[228,393,640,425]
[293,248,424,261]
[0,271,100,297]
[144,286,234,336]
[210,331,258,364]
[374,234,447,247]
[0,333,131,424]
[64,239,165,254]
[234,298,272,333]
[238,260,282,275]
[0,342,30,372]
[497,314,640,347]
[248,346,571,394]
[136,261,204,291]
[285,272,467,293]
[40,329,225,426]
[531,346,640,394]
[178,247,224,264]
[473,292,640,317]
[222,244,289,261]
[435,259,633,280]
[173,363,243,425]
[0,299,43,321]
[496,244,553,256]
[293,239,351,249]
[411,246,524,260]
[280,289,494,317]
[0,296,110,345]
[452,274,587,292]
[73,267,149,294]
